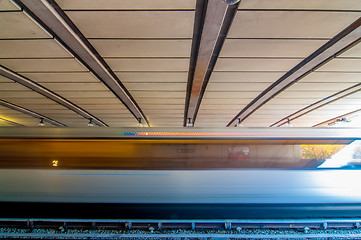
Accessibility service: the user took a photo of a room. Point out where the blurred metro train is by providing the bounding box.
[1,127,361,219]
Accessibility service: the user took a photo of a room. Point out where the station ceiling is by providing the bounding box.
[0,0,361,128]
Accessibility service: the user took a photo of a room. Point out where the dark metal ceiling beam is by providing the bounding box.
[0,65,107,127]
[270,83,361,127]
[0,117,24,127]
[14,0,149,127]
[227,17,361,127]
[0,99,66,127]
[184,0,239,126]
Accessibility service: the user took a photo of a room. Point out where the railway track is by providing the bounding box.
[1,218,361,239]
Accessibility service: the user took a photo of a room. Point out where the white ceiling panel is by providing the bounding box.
[136,98,185,105]
[0,91,44,98]
[56,0,196,10]
[220,39,327,58]
[301,72,361,82]
[197,109,240,115]
[210,72,285,83]
[41,83,109,91]
[0,122,14,127]
[141,105,184,110]
[251,109,299,115]
[259,104,309,110]
[124,83,186,91]
[0,0,19,11]
[274,91,338,99]
[228,11,360,38]
[77,104,127,110]
[143,109,183,114]
[58,91,116,98]
[0,75,12,82]
[0,59,86,72]
[259,98,317,105]
[196,113,236,119]
[343,91,361,98]
[201,98,253,105]
[90,39,192,57]
[116,72,188,83]
[214,58,302,71]
[0,12,51,39]
[203,91,259,99]
[71,98,121,105]
[339,42,361,58]
[0,39,71,58]
[285,82,356,91]
[198,104,246,110]
[66,11,194,38]
[239,0,361,10]
[106,58,189,72]
[131,91,186,98]
[316,59,361,72]
[21,72,99,83]
[319,104,361,111]
[85,109,131,114]
[206,82,269,91]
[6,98,57,105]
[19,104,68,110]
[0,82,29,91]
[146,113,183,118]
[194,122,227,127]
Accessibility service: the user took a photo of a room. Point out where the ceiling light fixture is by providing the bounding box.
[137,118,143,127]
[87,118,94,127]
[38,118,45,127]
[186,118,193,127]
[286,118,293,127]
[236,118,243,127]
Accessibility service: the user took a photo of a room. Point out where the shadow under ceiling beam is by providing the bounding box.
[227,17,361,127]
[13,0,149,127]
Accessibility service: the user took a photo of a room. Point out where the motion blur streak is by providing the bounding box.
[1,169,361,204]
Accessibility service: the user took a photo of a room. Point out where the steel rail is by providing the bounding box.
[0,232,360,239]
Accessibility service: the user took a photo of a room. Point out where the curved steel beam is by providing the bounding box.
[0,65,107,127]
[271,83,361,127]
[184,0,239,126]
[0,99,66,127]
[227,17,361,127]
[14,0,149,127]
